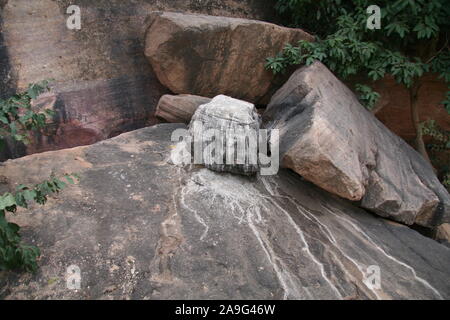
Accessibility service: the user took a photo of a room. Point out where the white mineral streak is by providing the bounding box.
[323,206,444,300]
[175,167,444,300]
[262,177,382,300]
[180,184,209,241]
[179,169,314,299]
[246,208,311,300]
[260,177,344,300]
[179,169,349,299]
[264,175,444,300]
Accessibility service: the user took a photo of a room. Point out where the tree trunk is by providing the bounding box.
[409,81,433,166]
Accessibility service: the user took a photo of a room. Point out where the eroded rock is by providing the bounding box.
[144,12,313,104]
[263,61,450,227]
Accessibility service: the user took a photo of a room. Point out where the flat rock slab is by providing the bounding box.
[0,124,449,299]
[144,12,313,104]
[263,62,450,228]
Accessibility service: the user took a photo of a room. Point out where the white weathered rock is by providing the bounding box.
[263,61,450,227]
[189,95,260,175]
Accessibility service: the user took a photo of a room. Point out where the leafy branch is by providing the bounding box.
[0,174,79,272]
[0,80,55,148]
[0,81,79,272]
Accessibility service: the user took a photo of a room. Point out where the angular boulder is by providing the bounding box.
[263,61,450,227]
[144,12,313,104]
[1,124,449,299]
[189,95,260,175]
[155,94,211,124]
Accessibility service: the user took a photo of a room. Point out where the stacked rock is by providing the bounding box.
[189,95,261,175]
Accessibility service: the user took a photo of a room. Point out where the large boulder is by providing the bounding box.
[144,12,313,104]
[263,61,450,228]
[155,94,211,124]
[1,124,450,300]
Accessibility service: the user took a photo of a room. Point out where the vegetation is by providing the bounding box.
[266,0,450,175]
[0,81,77,272]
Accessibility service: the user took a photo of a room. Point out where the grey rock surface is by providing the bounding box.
[263,62,450,228]
[0,124,449,299]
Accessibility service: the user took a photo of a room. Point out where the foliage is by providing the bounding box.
[266,0,450,111]
[442,172,450,191]
[0,174,78,272]
[354,84,381,111]
[267,0,450,186]
[0,81,78,272]
[0,80,55,148]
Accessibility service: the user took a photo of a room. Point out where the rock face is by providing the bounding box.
[144,12,313,104]
[189,95,260,175]
[21,80,165,156]
[156,94,211,124]
[0,0,277,157]
[372,74,450,145]
[0,124,449,299]
[263,62,450,228]
[371,74,450,176]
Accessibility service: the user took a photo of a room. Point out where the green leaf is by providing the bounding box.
[64,175,75,184]
[27,86,39,100]
[0,116,9,124]
[44,109,55,117]
[16,184,27,191]
[53,178,66,190]
[0,193,16,210]
[23,190,37,202]
[13,134,24,142]
[0,170,77,272]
